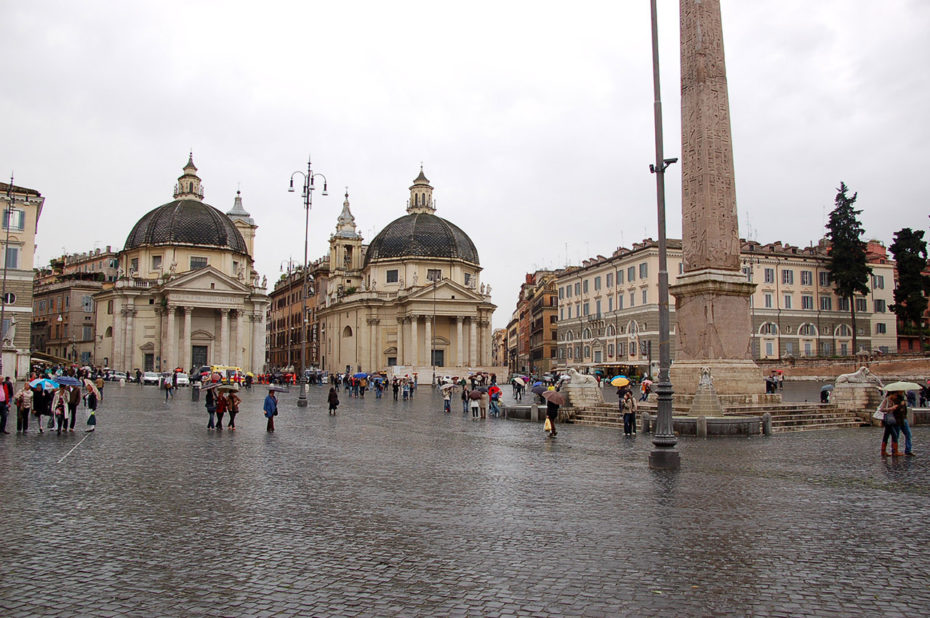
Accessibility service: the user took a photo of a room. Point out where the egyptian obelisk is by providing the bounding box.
[669,0,763,396]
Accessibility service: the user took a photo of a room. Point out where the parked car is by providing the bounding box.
[175,372,190,387]
[142,371,160,385]
[107,371,128,382]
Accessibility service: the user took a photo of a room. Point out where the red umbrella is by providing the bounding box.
[488,385,501,396]
[541,390,565,406]
[468,390,482,400]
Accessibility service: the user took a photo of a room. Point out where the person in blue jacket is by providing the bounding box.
[263,389,278,432]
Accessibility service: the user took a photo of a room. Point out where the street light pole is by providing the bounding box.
[648,0,680,470]
[289,157,328,407]
[0,175,14,376]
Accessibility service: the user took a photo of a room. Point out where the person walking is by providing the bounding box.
[890,391,914,456]
[470,392,480,419]
[0,376,9,434]
[215,392,228,430]
[546,398,560,437]
[264,389,278,432]
[85,381,98,432]
[328,386,339,415]
[461,385,469,414]
[52,385,68,435]
[392,379,399,401]
[442,388,452,413]
[879,392,904,457]
[15,384,32,433]
[620,389,637,436]
[68,385,81,432]
[227,390,241,430]
[205,387,217,430]
[479,391,489,419]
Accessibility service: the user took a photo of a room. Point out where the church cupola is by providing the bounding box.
[173,152,205,200]
[406,165,435,214]
[335,189,359,239]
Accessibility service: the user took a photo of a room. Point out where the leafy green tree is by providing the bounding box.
[825,182,870,353]
[889,228,930,351]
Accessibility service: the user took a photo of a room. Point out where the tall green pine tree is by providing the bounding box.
[889,228,930,351]
[825,182,870,353]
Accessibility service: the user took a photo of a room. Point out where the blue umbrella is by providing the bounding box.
[30,378,60,390]
[56,376,82,386]
[353,372,368,379]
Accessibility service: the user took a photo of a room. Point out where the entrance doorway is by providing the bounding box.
[431,349,444,367]
[144,353,154,371]
[192,345,208,369]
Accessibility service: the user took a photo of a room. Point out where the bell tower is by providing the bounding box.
[173,152,204,200]
[406,165,435,214]
[329,189,364,280]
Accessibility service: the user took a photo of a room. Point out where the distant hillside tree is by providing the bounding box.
[825,182,870,353]
[889,227,930,351]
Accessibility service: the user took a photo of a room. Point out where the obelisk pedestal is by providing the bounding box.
[670,0,763,396]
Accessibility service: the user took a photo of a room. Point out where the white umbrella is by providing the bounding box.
[440,383,457,393]
[513,377,525,387]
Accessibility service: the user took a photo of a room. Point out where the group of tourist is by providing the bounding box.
[1,370,102,435]
[203,387,242,430]
[879,390,915,457]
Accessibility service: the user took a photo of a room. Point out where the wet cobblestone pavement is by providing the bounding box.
[1,383,928,616]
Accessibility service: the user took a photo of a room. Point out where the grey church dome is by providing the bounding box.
[124,199,249,254]
[364,212,479,266]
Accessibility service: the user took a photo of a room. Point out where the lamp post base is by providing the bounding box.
[297,381,308,407]
[648,447,681,470]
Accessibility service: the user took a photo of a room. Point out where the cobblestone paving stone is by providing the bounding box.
[1,383,929,616]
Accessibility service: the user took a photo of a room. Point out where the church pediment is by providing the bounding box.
[405,279,483,302]
[163,266,251,295]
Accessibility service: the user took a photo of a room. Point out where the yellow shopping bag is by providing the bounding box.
[544,417,552,432]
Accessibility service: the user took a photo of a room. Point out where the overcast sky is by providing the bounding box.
[3,1,928,330]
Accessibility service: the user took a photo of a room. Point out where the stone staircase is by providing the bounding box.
[722,403,862,433]
[568,401,863,433]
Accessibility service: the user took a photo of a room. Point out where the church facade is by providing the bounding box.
[93,157,269,374]
[317,169,496,378]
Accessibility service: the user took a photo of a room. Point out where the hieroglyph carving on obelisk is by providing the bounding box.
[680,0,741,273]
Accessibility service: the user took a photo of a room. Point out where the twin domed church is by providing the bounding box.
[94,157,495,377]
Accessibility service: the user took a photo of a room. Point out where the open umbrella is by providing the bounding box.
[30,378,59,390]
[531,384,548,396]
[488,385,501,397]
[353,372,368,379]
[610,375,630,387]
[883,381,921,392]
[820,384,834,392]
[512,377,525,387]
[541,390,566,405]
[440,383,457,393]
[56,376,82,386]
[83,378,101,398]
[468,390,482,400]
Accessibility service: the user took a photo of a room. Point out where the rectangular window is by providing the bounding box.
[575,303,580,317]
[783,294,792,309]
[764,268,775,284]
[583,302,589,316]
[463,273,471,287]
[595,300,601,317]
[594,276,601,291]
[629,291,635,307]
[386,269,399,283]
[559,287,564,300]
[2,209,25,231]
[642,289,647,304]
[574,282,581,296]
[152,255,163,270]
[4,247,18,269]
[820,296,832,311]
[819,271,831,287]
[639,262,648,279]
[742,266,753,282]
[82,325,92,341]
[130,257,139,272]
[560,307,564,320]
[785,342,794,356]
[856,298,867,313]
[618,294,624,309]
[607,296,613,312]
[871,274,885,289]
[764,293,773,308]
[608,343,614,357]
[627,266,636,282]
[583,280,589,294]
[876,323,887,334]
[427,269,441,282]
[801,270,813,286]
[802,295,814,310]
[606,273,613,288]
[765,341,774,356]
[838,297,849,311]
[782,269,794,285]
[189,257,207,270]
[617,270,624,285]
[678,262,684,274]
[874,299,886,313]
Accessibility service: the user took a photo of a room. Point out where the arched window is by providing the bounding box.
[606,324,616,337]
[760,322,779,335]
[565,330,573,342]
[628,321,638,335]
[798,323,817,337]
[835,324,852,337]
[582,328,591,339]
[105,326,113,338]
[343,326,353,337]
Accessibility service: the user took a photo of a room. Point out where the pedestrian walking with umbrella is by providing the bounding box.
[83,379,100,431]
[264,388,279,432]
[541,390,565,437]
[468,389,482,418]
[440,383,456,413]
[328,386,340,415]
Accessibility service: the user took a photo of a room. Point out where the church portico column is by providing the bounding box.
[166,305,176,371]
[183,307,193,371]
[455,316,465,367]
[251,311,264,374]
[479,319,490,366]
[396,317,405,366]
[219,309,229,365]
[410,315,419,367]
[368,318,380,371]
[236,310,245,368]
[124,307,136,371]
[424,316,432,367]
[112,302,124,369]
[469,317,477,367]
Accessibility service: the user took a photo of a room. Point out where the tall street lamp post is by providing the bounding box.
[648,0,680,470]
[289,157,327,407]
[0,175,14,376]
